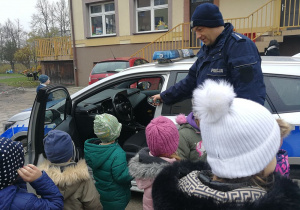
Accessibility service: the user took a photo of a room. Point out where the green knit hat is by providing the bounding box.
[94,114,122,143]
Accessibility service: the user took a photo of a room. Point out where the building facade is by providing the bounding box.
[39,0,299,86]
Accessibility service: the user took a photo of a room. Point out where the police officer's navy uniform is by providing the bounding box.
[160,23,266,105]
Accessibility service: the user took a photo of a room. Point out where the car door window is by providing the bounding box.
[129,77,163,90]
[162,72,192,115]
[134,59,142,66]
[44,89,68,135]
[141,59,149,64]
[264,75,300,113]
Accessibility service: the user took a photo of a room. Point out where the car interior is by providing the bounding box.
[72,76,163,161]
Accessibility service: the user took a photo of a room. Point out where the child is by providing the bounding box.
[36,74,50,93]
[0,137,64,210]
[176,112,206,162]
[152,80,300,209]
[36,74,52,101]
[129,116,180,210]
[275,118,292,177]
[39,130,103,210]
[84,114,132,210]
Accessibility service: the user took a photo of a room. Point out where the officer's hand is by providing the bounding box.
[151,94,163,106]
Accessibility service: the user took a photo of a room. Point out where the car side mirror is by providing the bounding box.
[44,109,62,125]
[44,110,54,124]
[137,81,151,90]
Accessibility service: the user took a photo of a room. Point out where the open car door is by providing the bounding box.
[27,85,75,166]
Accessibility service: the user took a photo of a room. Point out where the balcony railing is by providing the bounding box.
[35,36,73,61]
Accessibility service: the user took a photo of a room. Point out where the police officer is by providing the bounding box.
[152,3,266,105]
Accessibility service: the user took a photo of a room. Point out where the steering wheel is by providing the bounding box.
[112,92,133,122]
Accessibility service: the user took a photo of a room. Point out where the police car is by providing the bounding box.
[2,50,300,184]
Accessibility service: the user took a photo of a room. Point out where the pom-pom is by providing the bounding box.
[176,114,187,125]
[192,80,236,123]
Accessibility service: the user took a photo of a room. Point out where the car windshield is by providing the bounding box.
[92,61,130,74]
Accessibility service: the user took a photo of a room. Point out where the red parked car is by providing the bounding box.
[89,57,149,85]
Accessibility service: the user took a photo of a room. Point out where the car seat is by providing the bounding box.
[123,130,148,161]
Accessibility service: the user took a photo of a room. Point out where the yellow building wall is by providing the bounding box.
[72,0,185,48]
[219,0,270,19]
[72,0,85,41]
[118,1,131,36]
[172,1,184,26]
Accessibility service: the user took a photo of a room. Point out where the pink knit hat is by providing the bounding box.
[146,116,179,157]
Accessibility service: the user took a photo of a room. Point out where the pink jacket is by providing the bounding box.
[129,148,177,210]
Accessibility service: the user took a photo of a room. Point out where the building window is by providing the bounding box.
[136,0,168,32]
[90,2,116,36]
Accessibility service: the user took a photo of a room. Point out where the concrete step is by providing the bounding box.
[258,36,283,43]
[282,29,300,36]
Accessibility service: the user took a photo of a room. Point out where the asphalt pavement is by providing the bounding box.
[0,83,143,209]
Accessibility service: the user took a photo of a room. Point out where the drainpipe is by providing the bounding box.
[69,0,79,86]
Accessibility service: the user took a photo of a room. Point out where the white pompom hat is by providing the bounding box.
[192,80,280,178]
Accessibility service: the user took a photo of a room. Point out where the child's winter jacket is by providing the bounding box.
[176,112,206,162]
[39,159,103,210]
[129,147,176,210]
[84,138,132,210]
[275,149,290,177]
[0,171,64,210]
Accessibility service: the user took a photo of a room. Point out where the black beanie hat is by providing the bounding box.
[191,3,224,28]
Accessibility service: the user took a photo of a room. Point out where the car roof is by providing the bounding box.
[95,57,146,62]
[122,55,300,75]
[73,55,300,99]
[261,56,300,76]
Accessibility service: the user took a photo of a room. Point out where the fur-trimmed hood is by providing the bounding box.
[152,160,300,210]
[128,148,170,179]
[39,159,91,187]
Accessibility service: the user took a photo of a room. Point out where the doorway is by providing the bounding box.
[190,0,214,48]
[280,0,300,28]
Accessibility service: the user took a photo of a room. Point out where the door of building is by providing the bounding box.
[190,0,214,48]
[280,0,300,27]
[190,0,214,18]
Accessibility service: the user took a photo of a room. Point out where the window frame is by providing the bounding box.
[89,2,116,37]
[135,0,169,33]
[161,71,192,116]
[264,74,300,114]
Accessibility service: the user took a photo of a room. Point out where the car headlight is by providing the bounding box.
[3,122,15,133]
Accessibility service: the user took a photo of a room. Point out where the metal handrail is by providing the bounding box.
[131,23,203,62]
[131,0,288,61]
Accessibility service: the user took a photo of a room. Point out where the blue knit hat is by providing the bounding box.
[0,137,24,190]
[43,130,74,163]
[39,74,49,83]
[191,3,224,28]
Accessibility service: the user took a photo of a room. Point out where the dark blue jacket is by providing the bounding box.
[36,84,53,101]
[36,84,46,93]
[0,172,64,210]
[161,23,266,105]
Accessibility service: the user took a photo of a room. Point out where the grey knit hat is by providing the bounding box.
[94,114,122,143]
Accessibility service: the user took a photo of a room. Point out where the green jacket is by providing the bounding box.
[84,138,132,210]
[177,123,207,162]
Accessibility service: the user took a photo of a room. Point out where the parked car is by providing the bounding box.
[88,57,149,85]
[2,51,300,190]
